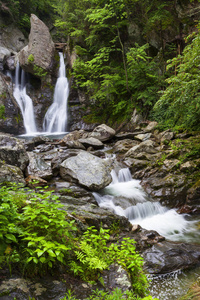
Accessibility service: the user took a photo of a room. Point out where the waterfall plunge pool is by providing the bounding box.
[93,168,200,299]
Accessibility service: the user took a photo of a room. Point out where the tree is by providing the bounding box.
[153,23,200,130]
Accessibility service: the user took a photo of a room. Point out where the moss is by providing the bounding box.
[0,104,5,119]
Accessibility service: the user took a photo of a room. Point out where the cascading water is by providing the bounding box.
[94,167,200,299]
[94,168,199,242]
[43,52,69,133]
[13,62,37,134]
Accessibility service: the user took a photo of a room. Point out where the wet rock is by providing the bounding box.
[90,124,116,142]
[0,161,26,186]
[0,74,22,134]
[60,151,112,191]
[0,135,29,171]
[19,14,55,77]
[186,179,200,210]
[141,173,188,207]
[26,152,53,180]
[143,241,200,274]
[78,137,104,149]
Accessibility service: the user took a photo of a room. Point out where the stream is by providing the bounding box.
[93,168,200,299]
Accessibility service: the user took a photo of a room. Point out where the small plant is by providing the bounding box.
[28,54,34,63]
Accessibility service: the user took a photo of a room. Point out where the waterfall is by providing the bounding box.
[13,62,37,134]
[94,168,198,242]
[43,52,69,133]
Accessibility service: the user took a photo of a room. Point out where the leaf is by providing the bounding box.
[5,233,17,243]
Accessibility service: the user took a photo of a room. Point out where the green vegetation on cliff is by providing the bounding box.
[1,0,200,130]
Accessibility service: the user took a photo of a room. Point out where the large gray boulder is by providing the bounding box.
[60,151,112,191]
[19,14,55,77]
[0,135,29,171]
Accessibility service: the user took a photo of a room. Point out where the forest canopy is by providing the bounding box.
[1,0,200,130]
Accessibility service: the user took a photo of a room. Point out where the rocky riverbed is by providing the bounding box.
[0,122,200,299]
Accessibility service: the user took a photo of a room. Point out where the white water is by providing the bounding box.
[94,168,198,242]
[43,52,69,133]
[13,62,37,134]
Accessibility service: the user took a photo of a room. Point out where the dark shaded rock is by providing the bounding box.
[0,135,29,171]
[186,179,200,211]
[141,173,188,207]
[0,73,23,134]
[0,161,26,186]
[143,241,200,274]
[60,151,112,191]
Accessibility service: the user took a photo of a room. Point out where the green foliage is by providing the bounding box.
[153,23,200,130]
[0,105,5,119]
[28,54,34,63]
[70,227,149,297]
[0,184,77,276]
[61,288,159,300]
[33,65,48,79]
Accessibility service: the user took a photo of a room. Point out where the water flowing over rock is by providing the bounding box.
[60,151,112,190]
[0,73,22,134]
[43,53,69,133]
[18,14,55,76]
[0,135,29,171]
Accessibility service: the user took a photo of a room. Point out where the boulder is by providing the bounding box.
[186,179,200,210]
[78,137,104,149]
[90,124,115,142]
[159,130,174,143]
[143,241,200,274]
[143,121,158,132]
[18,14,55,77]
[113,139,139,154]
[125,140,158,158]
[0,161,26,186]
[134,133,152,142]
[60,151,112,191]
[26,152,53,180]
[0,135,29,171]
[60,130,88,145]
